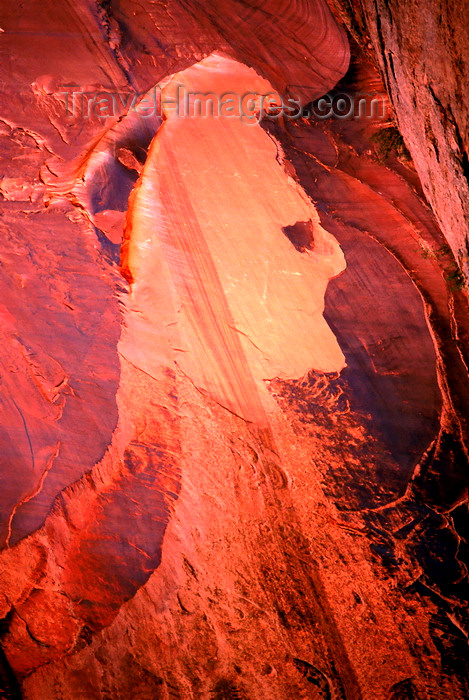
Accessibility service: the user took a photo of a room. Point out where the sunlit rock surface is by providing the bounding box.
[0,1,468,699]
[121,55,346,425]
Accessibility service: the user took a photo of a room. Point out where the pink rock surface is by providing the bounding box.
[122,55,346,424]
[0,1,467,698]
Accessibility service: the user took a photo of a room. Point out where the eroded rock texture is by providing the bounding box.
[328,0,469,278]
[0,1,468,699]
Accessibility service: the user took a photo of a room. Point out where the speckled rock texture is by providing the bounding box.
[328,0,469,278]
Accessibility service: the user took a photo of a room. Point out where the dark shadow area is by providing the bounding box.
[281,220,315,252]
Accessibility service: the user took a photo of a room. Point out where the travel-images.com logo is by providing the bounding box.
[57,84,387,123]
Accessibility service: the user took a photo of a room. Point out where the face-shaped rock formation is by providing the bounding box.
[0,1,468,698]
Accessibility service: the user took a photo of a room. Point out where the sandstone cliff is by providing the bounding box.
[0,1,468,698]
[328,0,469,279]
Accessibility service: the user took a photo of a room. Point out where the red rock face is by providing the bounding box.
[0,1,468,699]
[328,0,469,279]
